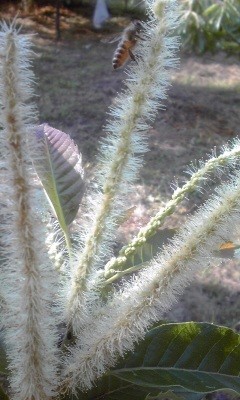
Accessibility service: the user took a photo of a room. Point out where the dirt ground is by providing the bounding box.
[1,3,240,330]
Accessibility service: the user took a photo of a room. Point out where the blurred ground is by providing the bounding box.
[1,3,240,331]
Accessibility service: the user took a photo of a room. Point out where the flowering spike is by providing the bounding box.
[65,167,240,391]
[104,139,240,281]
[0,23,59,400]
[66,0,180,334]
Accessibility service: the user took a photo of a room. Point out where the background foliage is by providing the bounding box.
[178,0,240,54]
[18,0,240,53]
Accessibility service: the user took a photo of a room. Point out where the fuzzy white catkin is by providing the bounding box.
[0,23,59,400]
[63,0,240,388]
[65,168,240,391]
[66,0,180,334]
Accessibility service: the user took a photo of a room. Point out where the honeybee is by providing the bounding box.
[104,20,143,69]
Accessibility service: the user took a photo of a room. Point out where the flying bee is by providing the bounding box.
[103,20,143,69]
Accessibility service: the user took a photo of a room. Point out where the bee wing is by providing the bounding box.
[101,34,122,44]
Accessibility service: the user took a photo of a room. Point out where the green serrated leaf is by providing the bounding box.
[61,323,240,400]
[109,322,240,398]
[112,368,240,393]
